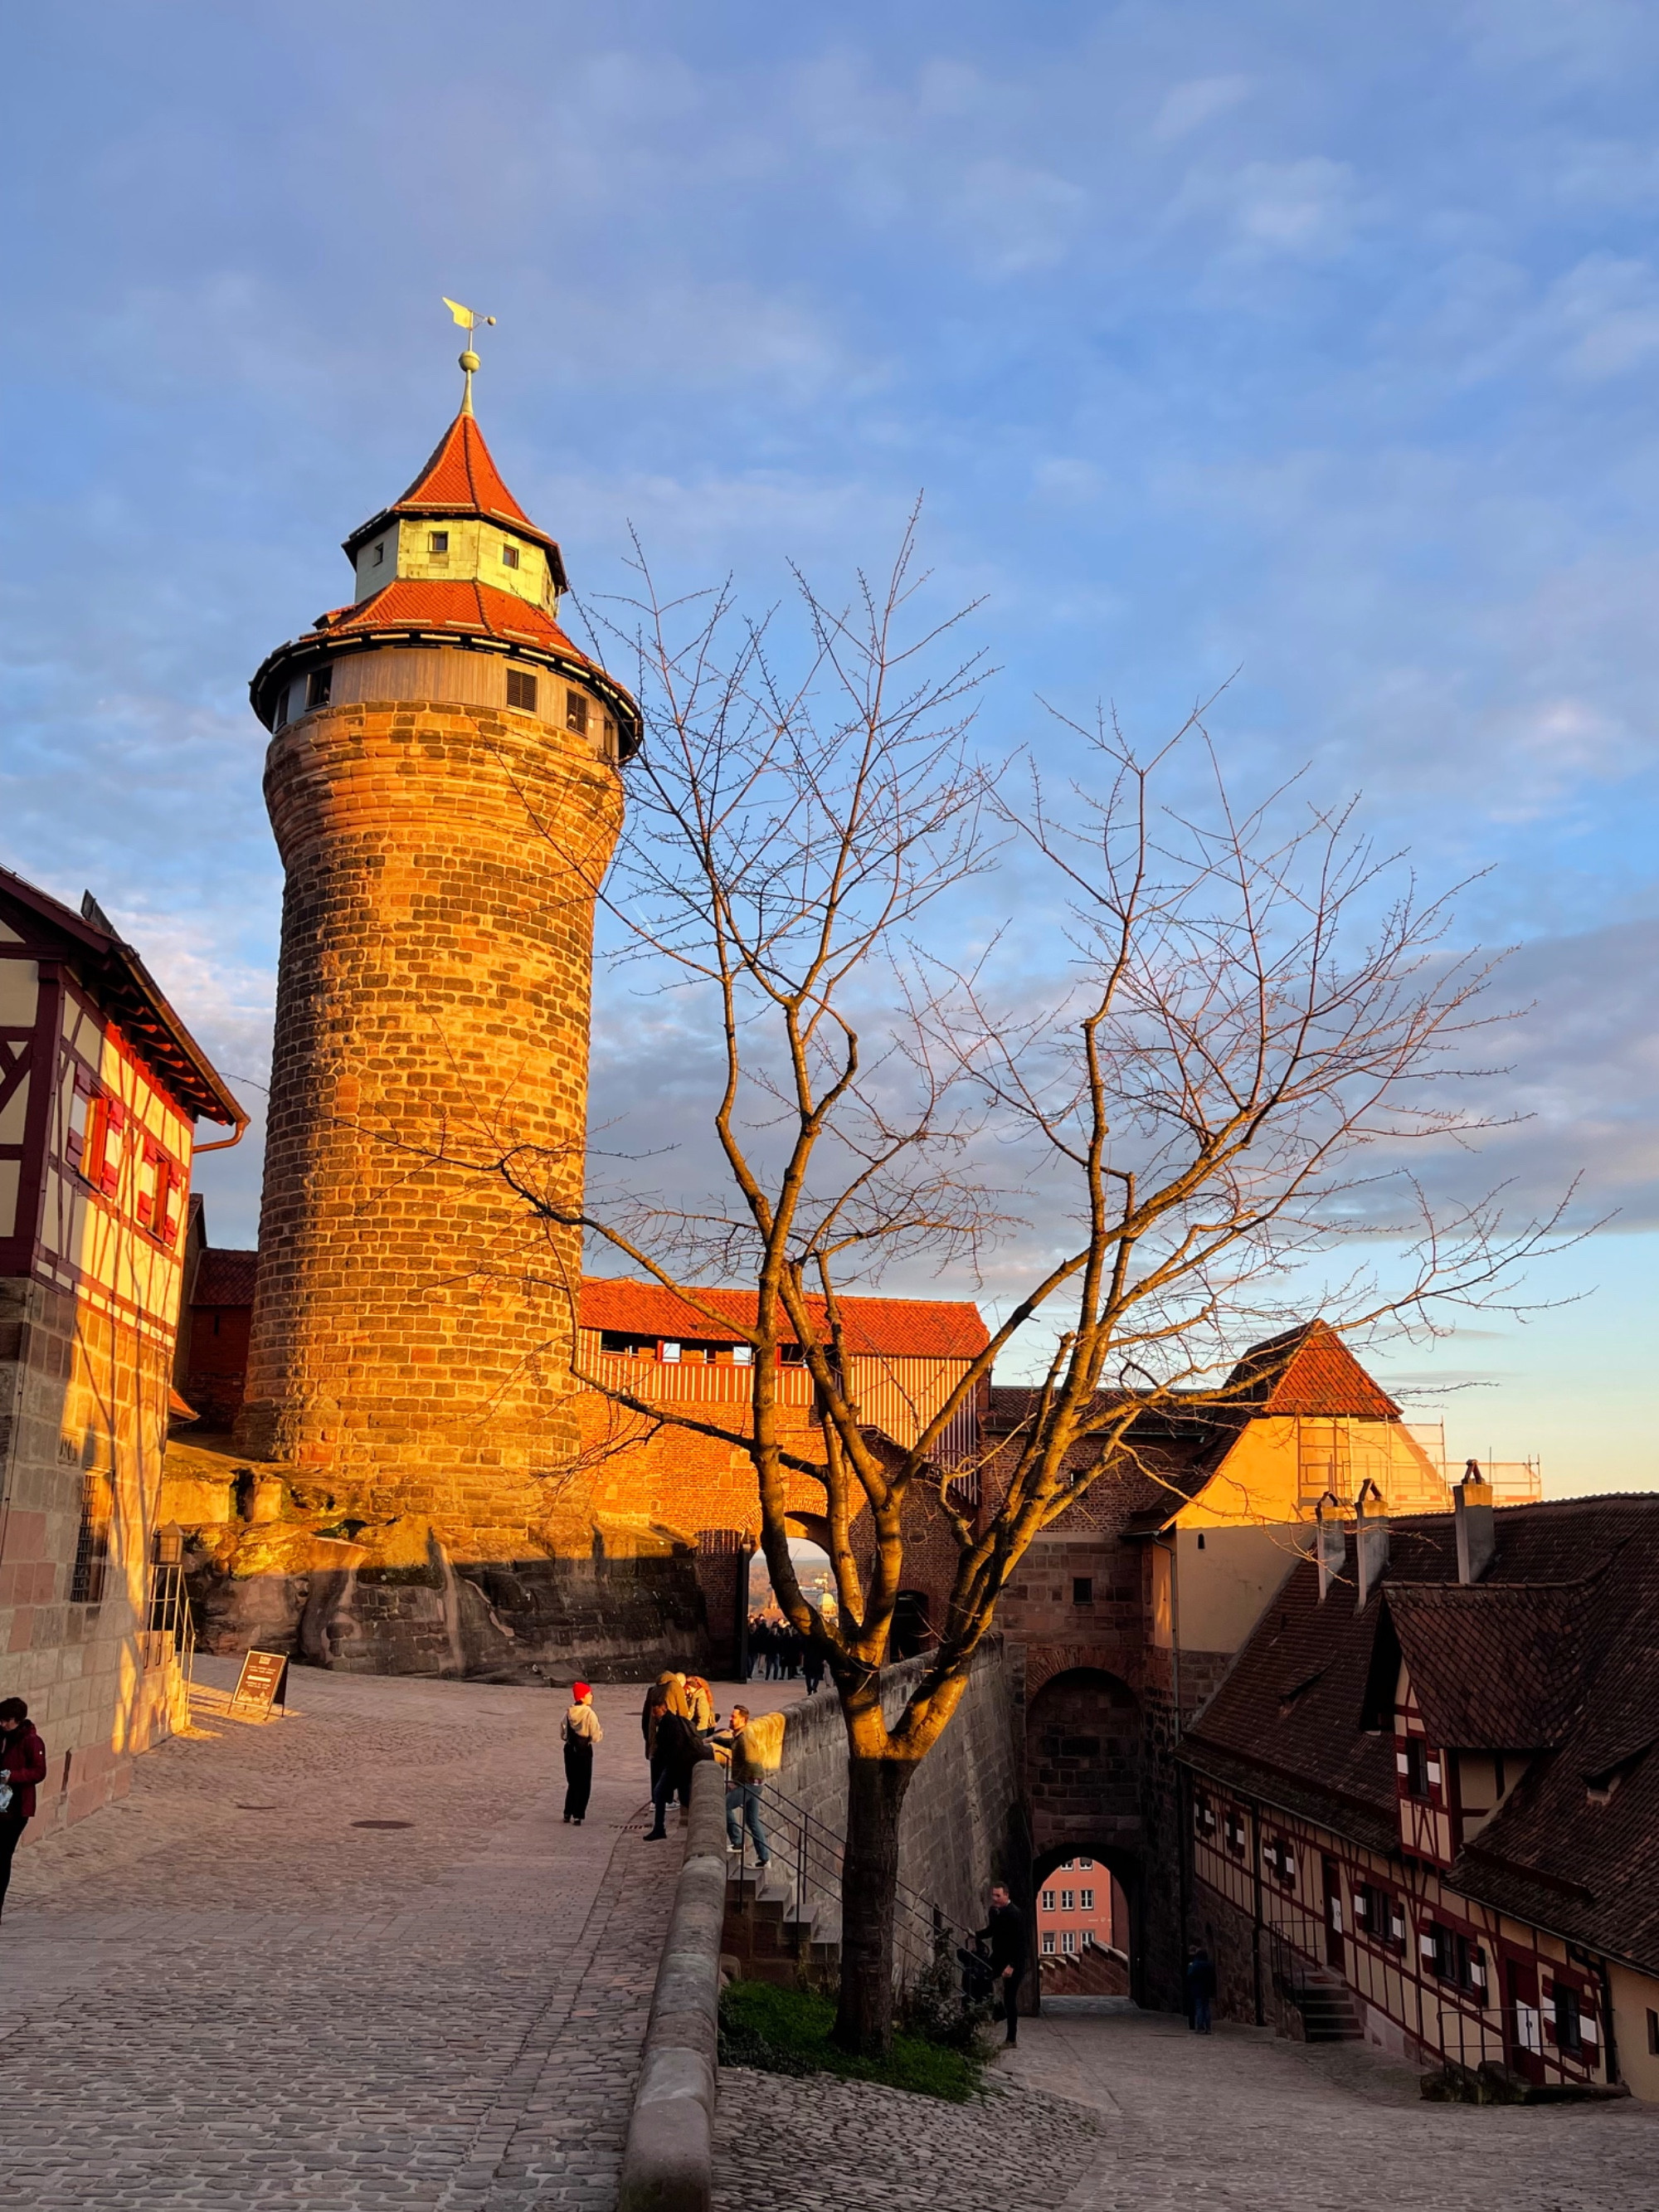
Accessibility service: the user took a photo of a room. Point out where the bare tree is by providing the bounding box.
[486,524,1569,2055]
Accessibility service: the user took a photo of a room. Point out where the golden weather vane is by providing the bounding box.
[442,297,496,415]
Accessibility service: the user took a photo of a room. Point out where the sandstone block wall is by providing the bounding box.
[237,689,624,1625]
[0,1278,182,1828]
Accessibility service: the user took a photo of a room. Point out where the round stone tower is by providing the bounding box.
[236,368,645,1669]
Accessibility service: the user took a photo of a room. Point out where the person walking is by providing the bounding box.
[645,1699,709,1840]
[979,1883,1028,2047]
[801,1645,825,1697]
[561,1683,601,1825]
[0,1698,46,1924]
[1185,1942,1217,2033]
[713,1703,771,1866]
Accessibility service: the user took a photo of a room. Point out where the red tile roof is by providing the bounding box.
[162,1255,987,1360]
[318,578,591,659]
[397,411,536,528]
[1224,1319,1401,1419]
[192,1247,259,1307]
[580,1278,989,1361]
[342,407,567,577]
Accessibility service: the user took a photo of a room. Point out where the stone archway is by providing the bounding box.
[1027,1665,1141,1851]
[1025,1666,1145,2006]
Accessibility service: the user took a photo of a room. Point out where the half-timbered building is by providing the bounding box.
[0,866,244,1826]
[1179,1480,1659,2101]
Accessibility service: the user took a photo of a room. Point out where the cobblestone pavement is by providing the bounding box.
[1,1660,796,2211]
[713,2002,1659,2212]
[1015,2003,1659,2211]
[713,2068,1098,2211]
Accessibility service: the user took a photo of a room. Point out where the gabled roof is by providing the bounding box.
[980,1318,1404,1532]
[0,866,246,1131]
[342,408,567,582]
[1182,1493,1659,1975]
[579,1278,989,1361]
[1379,1579,1609,1750]
[191,1247,259,1307]
[1224,1319,1401,1420]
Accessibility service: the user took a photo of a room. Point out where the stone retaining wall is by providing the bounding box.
[769,1640,1023,1943]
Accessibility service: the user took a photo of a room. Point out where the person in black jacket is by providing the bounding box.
[645,1705,709,1839]
[1185,1942,1218,2031]
[978,1882,1028,2046]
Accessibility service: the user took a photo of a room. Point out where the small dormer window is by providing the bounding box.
[501,543,520,570]
[372,541,385,565]
[429,530,450,558]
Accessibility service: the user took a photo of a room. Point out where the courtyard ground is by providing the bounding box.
[0,1657,797,2211]
[713,1996,1659,2212]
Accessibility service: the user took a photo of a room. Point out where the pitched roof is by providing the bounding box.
[980,1318,1403,1532]
[191,1247,259,1307]
[316,578,590,658]
[579,1278,989,1361]
[1224,1319,1401,1419]
[983,1385,1243,1526]
[0,866,246,1130]
[342,408,567,579]
[1382,1580,1608,1750]
[1182,1493,1659,1974]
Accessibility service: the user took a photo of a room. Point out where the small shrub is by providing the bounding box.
[718,1979,989,2102]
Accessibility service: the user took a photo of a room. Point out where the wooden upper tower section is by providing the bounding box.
[249,397,639,760]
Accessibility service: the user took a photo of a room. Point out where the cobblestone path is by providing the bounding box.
[713,2001,1659,2212]
[0,1659,775,2211]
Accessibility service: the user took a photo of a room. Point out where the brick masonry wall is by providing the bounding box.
[0,1277,182,1829]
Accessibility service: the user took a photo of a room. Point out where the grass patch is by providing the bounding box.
[718,1978,990,2103]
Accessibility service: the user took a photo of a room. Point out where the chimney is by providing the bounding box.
[1355,1479,1389,1607]
[1455,1468,1496,1585]
[1315,1493,1346,1601]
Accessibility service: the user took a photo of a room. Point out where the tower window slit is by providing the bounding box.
[500,543,520,570]
[566,690,589,736]
[507,669,538,712]
[307,667,333,709]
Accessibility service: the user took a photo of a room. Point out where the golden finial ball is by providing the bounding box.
[460,348,480,373]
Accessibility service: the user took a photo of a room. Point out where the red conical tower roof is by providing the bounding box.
[342,407,567,585]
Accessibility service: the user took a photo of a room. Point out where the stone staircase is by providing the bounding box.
[1288,1965,1365,2043]
[722,1854,842,1990]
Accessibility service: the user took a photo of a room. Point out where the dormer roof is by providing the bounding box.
[342,408,568,587]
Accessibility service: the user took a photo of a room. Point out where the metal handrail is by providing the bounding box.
[727,1770,978,1990]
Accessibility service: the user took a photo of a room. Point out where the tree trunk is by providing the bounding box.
[833,1753,917,2057]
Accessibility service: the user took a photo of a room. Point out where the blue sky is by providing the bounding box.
[3,3,1657,1491]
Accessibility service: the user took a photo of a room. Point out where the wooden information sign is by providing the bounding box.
[231,1649,289,1717]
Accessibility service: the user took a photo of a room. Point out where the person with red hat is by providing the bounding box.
[562,1683,601,1825]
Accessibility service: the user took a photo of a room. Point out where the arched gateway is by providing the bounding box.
[1025,1665,1146,2002]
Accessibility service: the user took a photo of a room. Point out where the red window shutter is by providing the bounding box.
[162,1165,183,1245]
[100,1101,126,1196]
